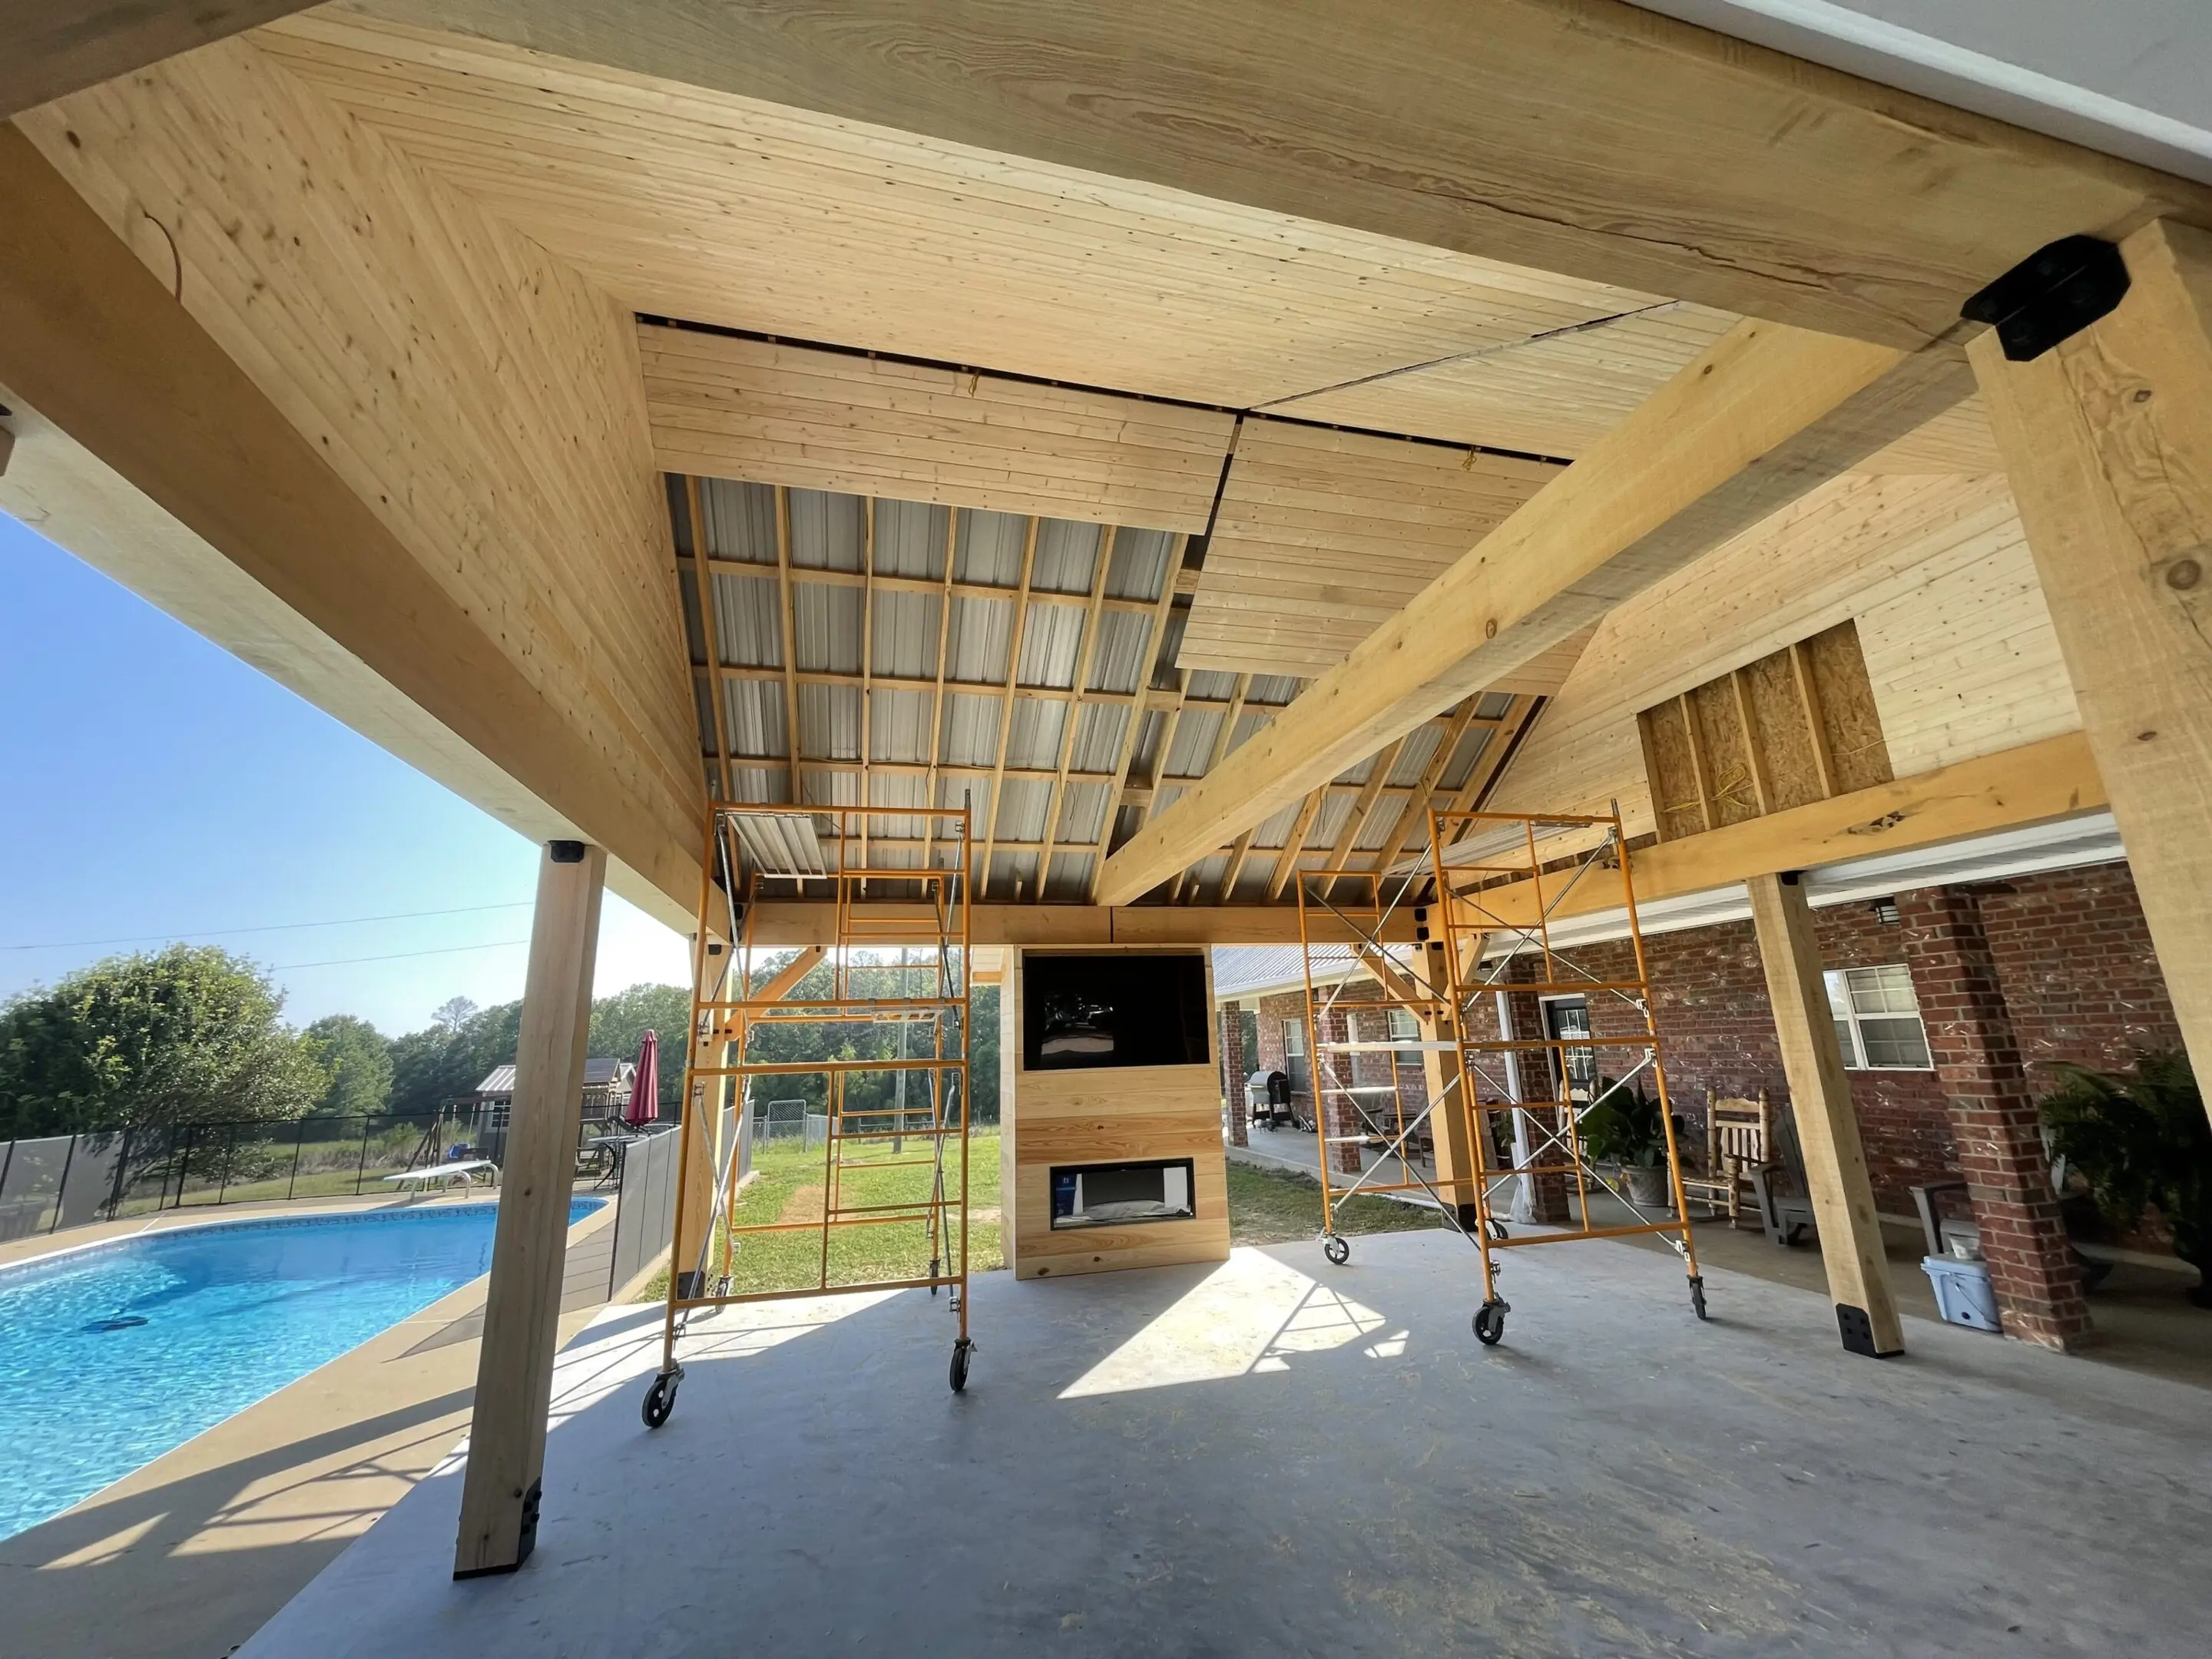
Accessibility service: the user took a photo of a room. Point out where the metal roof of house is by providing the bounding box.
[472,1058,636,1098]
[1210,945,1415,1003]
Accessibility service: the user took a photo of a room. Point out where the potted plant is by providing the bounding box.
[2038,1050,2212,1307]
[1579,1077,1674,1209]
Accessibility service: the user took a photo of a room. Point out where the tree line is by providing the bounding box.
[0,944,999,1141]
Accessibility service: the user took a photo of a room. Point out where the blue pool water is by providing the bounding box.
[0,1199,601,1540]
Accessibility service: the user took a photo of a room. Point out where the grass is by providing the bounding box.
[1225,1157,1445,1246]
[638,1128,1000,1301]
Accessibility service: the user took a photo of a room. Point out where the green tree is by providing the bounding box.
[387,998,521,1117]
[588,982,691,1114]
[303,1013,393,1118]
[0,945,326,1138]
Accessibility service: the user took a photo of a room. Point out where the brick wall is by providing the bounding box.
[1977,863,2184,1079]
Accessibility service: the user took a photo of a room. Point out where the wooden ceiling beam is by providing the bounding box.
[1097,318,1974,905]
[373,0,2212,349]
[744,899,1422,949]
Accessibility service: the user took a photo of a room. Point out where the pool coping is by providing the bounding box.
[0,1194,628,1659]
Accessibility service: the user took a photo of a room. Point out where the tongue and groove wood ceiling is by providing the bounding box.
[19,10,2035,906]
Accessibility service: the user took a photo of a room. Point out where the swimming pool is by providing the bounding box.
[0,1198,601,1540]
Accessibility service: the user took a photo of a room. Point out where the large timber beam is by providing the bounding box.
[743,902,1420,949]
[360,0,2208,349]
[2,2,316,118]
[1452,732,2107,932]
[1971,220,2212,1114]
[1100,319,1974,904]
[0,63,702,925]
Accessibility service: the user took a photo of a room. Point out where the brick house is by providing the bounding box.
[1212,838,2186,1348]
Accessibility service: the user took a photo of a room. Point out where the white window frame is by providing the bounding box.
[1823,964,1934,1071]
[1283,1019,1306,1059]
[1386,1007,1419,1042]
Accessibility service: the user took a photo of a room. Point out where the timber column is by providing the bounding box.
[1747,872,1904,1358]
[1969,221,2212,1124]
[455,839,604,1578]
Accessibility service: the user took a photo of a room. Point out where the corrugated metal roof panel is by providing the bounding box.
[945,592,1013,684]
[1247,674,1302,707]
[994,777,1051,844]
[1044,850,1094,901]
[1185,668,1239,702]
[724,680,786,759]
[1156,608,1188,684]
[698,478,778,565]
[870,589,942,680]
[1250,797,1302,850]
[727,767,787,806]
[1031,518,1103,594]
[1310,790,1354,851]
[876,498,950,578]
[1440,726,1495,793]
[1104,527,1174,601]
[1392,724,1442,786]
[1476,690,1516,721]
[788,488,864,571]
[796,683,860,761]
[868,687,934,765]
[939,694,1002,767]
[955,508,1028,584]
[1068,704,1127,775]
[713,572,783,668]
[1018,604,1085,690]
[1165,708,1222,777]
[1088,610,1154,695]
[1002,698,1067,771]
[1130,707,1165,776]
[1057,780,1112,848]
[1226,709,1269,760]
[1183,853,1227,895]
[792,581,863,674]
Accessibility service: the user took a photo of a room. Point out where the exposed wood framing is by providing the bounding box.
[858,497,876,883]
[919,505,960,875]
[684,476,730,803]
[977,515,1041,896]
[1035,532,1114,899]
[773,486,802,806]
[1084,539,1187,902]
[1326,733,1409,899]
[4,1,316,118]
[1368,697,1481,876]
[1265,791,1326,902]
[746,900,1422,949]
[1098,318,1975,906]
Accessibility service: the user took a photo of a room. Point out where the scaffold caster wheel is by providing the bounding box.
[950,1338,975,1394]
[1485,1217,1510,1242]
[641,1367,682,1429]
[1473,1300,1509,1346]
[1323,1234,1351,1267]
[1689,1277,1708,1322]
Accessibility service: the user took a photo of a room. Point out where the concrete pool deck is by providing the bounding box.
[237,1229,2209,1658]
[0,1193,631,1659]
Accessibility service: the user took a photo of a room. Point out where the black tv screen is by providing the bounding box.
[1022,952,1209,1071]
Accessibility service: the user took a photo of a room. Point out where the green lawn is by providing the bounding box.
[637,1137,1442,1300]
[639,1128,1000,1301]
[1225,1157,1445,1246]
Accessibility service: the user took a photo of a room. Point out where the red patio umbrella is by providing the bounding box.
[627,1030,661,1127]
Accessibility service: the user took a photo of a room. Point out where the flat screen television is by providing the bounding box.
[1022,952,1209,1071]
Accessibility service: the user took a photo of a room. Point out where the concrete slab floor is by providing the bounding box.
[240,1231,2208,1659]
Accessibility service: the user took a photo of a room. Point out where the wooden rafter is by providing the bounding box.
[773,485,802,808]
[1035,528,1114,902]
[977,516,1041,897]
[1176,672,1248,901]
[1366,697,1479,877]
[1325,733,1408,899]
[684,475,732,804]
[1265,790,1326,903]
[690,555,1161,618]
[919,505,960,877]
[858,497,876,884]
[1084,535,1187,902]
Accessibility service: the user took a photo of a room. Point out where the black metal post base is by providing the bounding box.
[1836,1303,1902,1359]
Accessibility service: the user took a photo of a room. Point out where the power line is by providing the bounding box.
[3,901,535,954]
[268,939,533,972]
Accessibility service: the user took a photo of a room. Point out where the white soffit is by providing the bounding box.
[1501,811,2127,955]
[1631,2,2212,184]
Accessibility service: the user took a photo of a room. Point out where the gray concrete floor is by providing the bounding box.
[241,1230,2209,1658]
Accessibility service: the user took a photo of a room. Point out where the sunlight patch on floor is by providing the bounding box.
[1060,1249,1392,1399]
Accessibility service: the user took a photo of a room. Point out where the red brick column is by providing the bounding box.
[1220,1002,1248,1147]
[1900,887,2092,1350]
[1316,1005,1363,1174]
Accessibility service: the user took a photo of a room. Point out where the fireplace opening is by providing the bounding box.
[1049,1158,1196,1230]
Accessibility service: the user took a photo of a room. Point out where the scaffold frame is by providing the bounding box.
[641,801,975,1427]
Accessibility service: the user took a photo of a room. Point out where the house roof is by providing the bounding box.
[472,1058,636,1098]
[1210,945,1412,1004]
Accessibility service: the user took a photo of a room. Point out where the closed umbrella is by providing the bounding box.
[628,1030,661,1127]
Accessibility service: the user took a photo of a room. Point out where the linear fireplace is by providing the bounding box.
[1049,1158,1197,1230]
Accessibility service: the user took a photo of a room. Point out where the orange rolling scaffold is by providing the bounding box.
[640,801,975,1429]
[1292,808,1705,1347]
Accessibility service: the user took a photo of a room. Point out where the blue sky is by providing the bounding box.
[0,515,690,1038]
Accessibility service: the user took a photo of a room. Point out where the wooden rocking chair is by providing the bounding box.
[1679,1088,1771,1229]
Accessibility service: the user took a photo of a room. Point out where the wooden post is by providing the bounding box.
[1415,939,1480,1226]
[1746,871,1904,1359]
[1970,220,2212,1118]
[455,839,604,1578]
